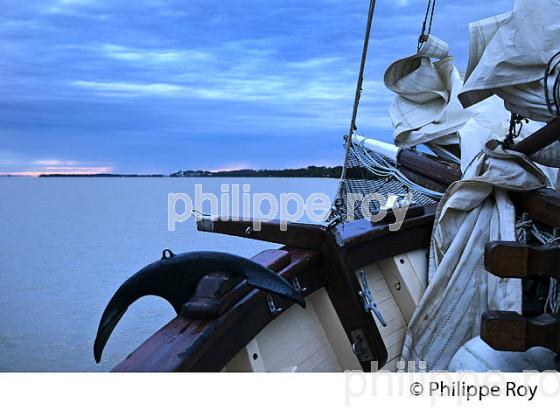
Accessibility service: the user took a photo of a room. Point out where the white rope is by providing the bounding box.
[351,141,444,199]
[548,280,560,314]
[517,221,560,314]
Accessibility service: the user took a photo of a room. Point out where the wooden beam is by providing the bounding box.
[344,217,434,271]
[335,203,436,250]
[485,241,560,279]
[319,231,388,369]
[481,311,560,354]
[197,218,326,250]
[198,204,432,251]
[510,188,560,228]
[513,119,560,156]
[397,165,448,193]
[397,149,461,187]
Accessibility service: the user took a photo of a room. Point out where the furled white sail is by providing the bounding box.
[401,143,549,370]
[384,35,474,155]
[459,0,560,122]
[458,96,560,182]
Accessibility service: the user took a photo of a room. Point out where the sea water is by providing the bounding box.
[0,177,337,371]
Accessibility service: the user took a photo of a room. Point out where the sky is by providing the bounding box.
[0,0,514,175]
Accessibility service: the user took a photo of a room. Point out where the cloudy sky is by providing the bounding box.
[1,0,513,175]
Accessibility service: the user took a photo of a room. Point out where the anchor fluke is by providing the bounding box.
[94,250,304,363]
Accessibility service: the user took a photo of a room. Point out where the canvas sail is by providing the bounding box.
[459,0,560,123]
[384,35,474,160]
[401,143,549,370]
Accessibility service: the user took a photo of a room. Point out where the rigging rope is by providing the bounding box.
[515,219,560,314]
[418,0,437,51]
[338,0,440,192]
[544,50,560,118]
[351,139,444,199]
[331,0,443,224]
[338,0,377,189]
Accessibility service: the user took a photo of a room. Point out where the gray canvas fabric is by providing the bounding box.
[458,96,560,175]
[384,35,474,150]
[530,141,560,168]
[459,0,560,122]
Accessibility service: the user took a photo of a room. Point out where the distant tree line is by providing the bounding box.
[39,174,165,178]
[170,166,343,178]
[35,166,343,178]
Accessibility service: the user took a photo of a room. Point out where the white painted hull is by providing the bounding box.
[224,248,429,372]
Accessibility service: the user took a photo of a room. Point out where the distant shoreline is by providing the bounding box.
[28,166,343,178]
[38,174,166,178]
[170,166,342,178]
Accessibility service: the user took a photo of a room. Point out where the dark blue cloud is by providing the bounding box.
[0,0,513,174]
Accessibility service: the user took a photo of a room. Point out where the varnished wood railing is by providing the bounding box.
[113,247,322,372]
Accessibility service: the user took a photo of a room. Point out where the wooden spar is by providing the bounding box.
[510,188,560,228]
[196,205,435,260]
[397,149,461,187]
[397,165,448,193]
[512,118,560,156]
[196,205,427,251]
[197,218,326,250]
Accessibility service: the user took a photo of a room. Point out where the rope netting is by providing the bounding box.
[328,144,437,224]
[328,0,440,224]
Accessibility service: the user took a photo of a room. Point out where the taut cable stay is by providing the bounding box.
[338,0,377,186]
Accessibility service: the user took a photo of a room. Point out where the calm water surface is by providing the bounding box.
[0,177,337,371]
